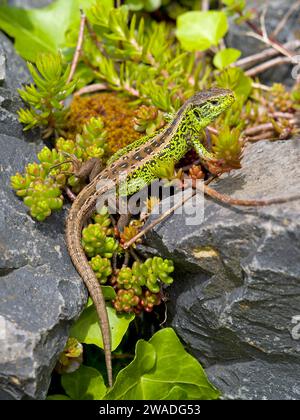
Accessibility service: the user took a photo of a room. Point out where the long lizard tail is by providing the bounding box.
[66,184,113,387]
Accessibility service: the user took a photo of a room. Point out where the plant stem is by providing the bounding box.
[244,123,275,136]
[201,184,300,207]
[67,11,86,84]
[64,186,77,202]
[245,56,291,77]
[271,0,300,38]
[74,83,108,96]
[122,189,195,249]
[201,0,209,11]
[252,82,271,91]
[235,40,300,69]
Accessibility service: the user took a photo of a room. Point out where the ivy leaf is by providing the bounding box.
[176,11,228,52]
[213,48,241,70]
[70,304,134,351]
[101,286,117,301]
[0,0,112,61]
[164,386,188,400]
[61,365,107,400]
[106,328,220,400]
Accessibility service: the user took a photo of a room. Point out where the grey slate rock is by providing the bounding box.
[0,134,87,400]
[0,32,39,141]
[0,34,87,400]
[141,139,300,400]
[226,0,300,86]
[0,32,31,91]
[0,52,5,85]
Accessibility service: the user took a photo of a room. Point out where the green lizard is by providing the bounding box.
[66,88,235,387]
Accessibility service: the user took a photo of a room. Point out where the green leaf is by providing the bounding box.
[213,48,241,70]
[70,304,134,351]
[216,67,252,100]
[222,0,246,12]
[61,365,106,400]
[106,328,220,400]
[222,0,236,4]
[176,11,228,52]
[164,386,188,400]
[101,286,117,301]
[47,394,71,400]
[235,70,252,99]
[0,0,111,61]
[126,0,161,12]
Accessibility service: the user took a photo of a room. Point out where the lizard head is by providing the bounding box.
[184,88,235,129]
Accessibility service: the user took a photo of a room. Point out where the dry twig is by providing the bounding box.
[271,0,300,38]
[236,40,300,69]
[67,11,86,84]
[74,83,108,96]
[122,189,195,249]
[245,56,291,77]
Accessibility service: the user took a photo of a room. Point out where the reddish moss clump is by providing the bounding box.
[66,92,142,156]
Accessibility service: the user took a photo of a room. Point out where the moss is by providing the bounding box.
[66,92,142,155]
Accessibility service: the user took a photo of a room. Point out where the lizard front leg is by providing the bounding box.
[189,134,231,175]
[189,133,214,161]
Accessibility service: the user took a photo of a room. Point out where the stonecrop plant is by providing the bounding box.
[18,53,76,137]
[1,0,299,401]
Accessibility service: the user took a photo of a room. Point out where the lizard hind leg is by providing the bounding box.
[74,157,104,183]
[59,151,104,183]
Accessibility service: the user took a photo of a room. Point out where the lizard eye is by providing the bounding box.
[210,100,218,106]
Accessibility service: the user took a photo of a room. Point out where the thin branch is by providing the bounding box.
[123,176,217,249]
[272,112,295,120]
[207,126,218,135]
[74,83,108,97]
[201,0,209,11]
[86,18,103,51]
[235,40,300,69]
[201,184,300,207]
[129,248,141,262]
[272,0,300,38]
[244,117,295,138]
[122,250,130,267]
[246,132,277,142]
[238,9,263,36]
[123,189,195,249]
[244,123,275,136]
[125,179,300,249]
[159,300,168,328]
[64,186,77,202]
[245,56,290,77]
[67,11,86,84]
[246,31,294,59]
[111,353,134,360]
[112,252,118,274]
[239,6,296,59]
[260,2,269,41]
[122,83,140,97]
[252,82,272,91]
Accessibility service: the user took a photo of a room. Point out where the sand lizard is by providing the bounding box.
[65,88,236,387]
